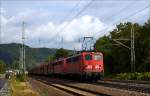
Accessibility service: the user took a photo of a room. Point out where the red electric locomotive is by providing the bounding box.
[63,52,104,80]
[29,51,104,80]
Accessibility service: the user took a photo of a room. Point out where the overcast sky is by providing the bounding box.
[0,0,150,50]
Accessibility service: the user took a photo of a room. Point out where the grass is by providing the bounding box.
[16,73,27,82]
[42,90,49,96]
[10,76,39,96]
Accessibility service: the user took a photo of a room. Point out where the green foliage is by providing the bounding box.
[94,19,150,74]
[54,48,69,59]
[0,60,5,73]
[0,43,73,70]
[16,73,27,82]
[0,43,57,70]
[45,55,54,63]
[11,60,20,69]
[116,72,150,80]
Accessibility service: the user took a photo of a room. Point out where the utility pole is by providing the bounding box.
[131,24,135,72]
[19,45,23,72]
[0,21,1,44]
[73,47,77,55]
[112,24,135,72]
[0,4,1,44]
[61,37,64,48]
[21,22,26,74]
[39,38,41,47]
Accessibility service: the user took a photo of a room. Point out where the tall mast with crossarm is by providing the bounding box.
[21,21,26,74]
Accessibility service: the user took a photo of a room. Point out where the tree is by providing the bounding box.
[54,48,69,59]
[45,55,54,63]
[94,36,114,74]
[0,60,5,73]
[94,18,150,74]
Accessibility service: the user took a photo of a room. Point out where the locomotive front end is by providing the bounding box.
[82,52,104,80]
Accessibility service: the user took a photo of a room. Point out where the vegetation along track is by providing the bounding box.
[34,78,110,96]
[94,80,150,94]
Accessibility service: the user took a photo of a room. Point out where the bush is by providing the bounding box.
[115,72,150,80]
[16,73,27,82]
[142,72,150,80]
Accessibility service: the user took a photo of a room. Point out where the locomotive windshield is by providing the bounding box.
[85,54,92,60]
[94,54,101,60]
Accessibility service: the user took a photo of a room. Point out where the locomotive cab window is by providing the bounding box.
[94,54,101,60]
[85,54,92,60]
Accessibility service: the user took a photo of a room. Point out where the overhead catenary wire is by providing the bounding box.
[57,0,82,48]
[60,0,82,24]
[45,0,135,47]
[92,5,150,37]
[93,5,149,72]
[57,0,149,50]
[58,0,138,50]
[44,0,83,47]
[57,0,94,49]
[61,0,93,31]
[100,0,138,22]
[35,0,81,48]
[35,0,149,49]
[54,0,94,46]
[58,0,95,49]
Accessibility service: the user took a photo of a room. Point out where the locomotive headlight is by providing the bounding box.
[86,65,92,69]
[95,65,101,69]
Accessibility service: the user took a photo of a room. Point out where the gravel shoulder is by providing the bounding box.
[28,78,74,96]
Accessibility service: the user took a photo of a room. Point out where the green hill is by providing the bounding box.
[0,43,57,69]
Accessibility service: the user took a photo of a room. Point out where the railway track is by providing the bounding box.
[35,78,110,96]
[31,76,150,96]
[102,78,150,85]
[94,80,150,94]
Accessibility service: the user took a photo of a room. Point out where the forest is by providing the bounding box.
[94,19,150,75]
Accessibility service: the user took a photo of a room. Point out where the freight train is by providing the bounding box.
[29,52,104,80]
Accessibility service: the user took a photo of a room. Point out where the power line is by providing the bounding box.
[73,0,94,18]
[121,6,149,21]
[56,0,94,48]
[48,0,94,47]
[61,0,94,32]
[58,0,93,36]
[54,0,81,48]
[57,0,141,48]
[47,0,82,46]
[93,5,150,37]
[100,0,138,22]
[60,0,82,24]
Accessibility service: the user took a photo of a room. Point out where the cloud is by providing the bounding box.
[60,15,109,42]
[7,9,50,26]
[1,9,111,50]
[25,15,111,50]
[0,8,6,14]
[1,15,8,25]
[1,8,8,25]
